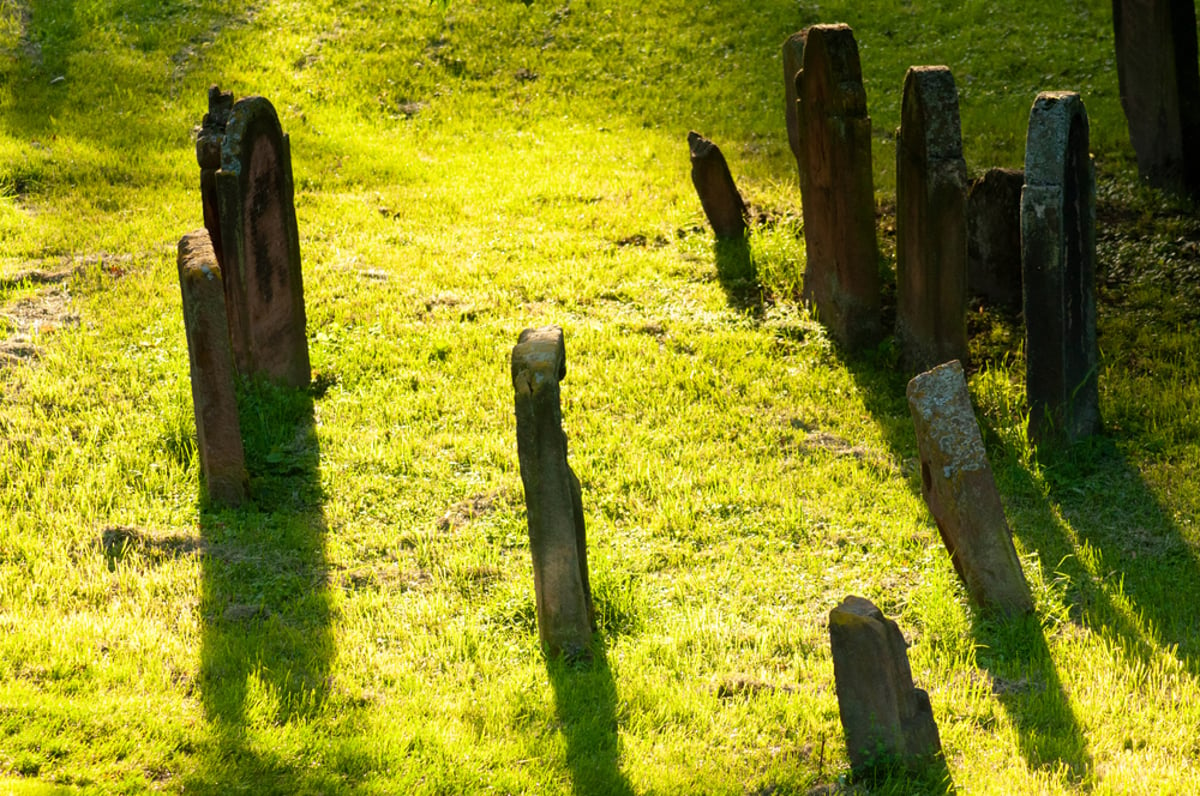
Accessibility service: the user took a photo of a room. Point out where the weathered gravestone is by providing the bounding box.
[511,326,595,658]
[196,86,311,389]
[795,24,882,351]
[1112,0,1200,195]
[782,31,807,168]
[967,168,1024,310]
[829,596,942,773]
[896,66,969,373]
[688,131,749,239]
[907,360,1033,617]
[1022,92,1100,445]
[177,229,249,509]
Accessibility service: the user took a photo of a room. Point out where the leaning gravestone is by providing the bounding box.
[511,326,595,658]
[967,168,1024,310]
[1112,0,1200,195]
[688,131,749,239]
[829,596,942,773]
[782,31,807,168]
[177,230,249,509]
[1022,92,1100,444]
[895,66,969,373]
[907,360,1033,617]
[795,24,882,351]
[196,86,311,389]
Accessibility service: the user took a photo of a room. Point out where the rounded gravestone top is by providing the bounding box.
[901,65,963,162]
[1024,91,1089,188]
[799,23,867,118]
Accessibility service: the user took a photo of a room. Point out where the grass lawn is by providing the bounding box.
[1,0,1199,793]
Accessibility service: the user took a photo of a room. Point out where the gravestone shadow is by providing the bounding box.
[545,641,634,796]
[712,235,764,315]
[194,377,334,788]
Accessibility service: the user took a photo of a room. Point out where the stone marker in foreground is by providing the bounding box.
[688,131,749,239]
[795,24,881,351]
[830,596,942,773]
[782,31,807,167]
[1022,92,1100,444]
[895,66,969,373]
[1112,0,1200,195]
[906,361,1033,616]
[512,326,594,657]
[177,230,248,508]
[198,86,311,388]
[967,168,1024,309]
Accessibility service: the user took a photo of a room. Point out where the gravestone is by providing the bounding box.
[967,168,1024,309]
[1022,92,1100,444]
[795,24,881,351]
[895,66,969,373]
[197,86,311,388]
[688,131,748,239]
[907,361,1033,617]
[511,326,595,658]
[782,31,807,167]
[1112,0,1200,195]
[829,596,942,773]
[177,230,249,508]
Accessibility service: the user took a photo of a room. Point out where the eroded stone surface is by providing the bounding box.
[906,361,1032,616]
[967,168,1024,309]
[512,326,594,657]
[782,31,807,166]
[688,131,748,239]
[829,596,942,773]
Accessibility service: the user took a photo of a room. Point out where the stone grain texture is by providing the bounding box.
[688,131,748,239]
[782,31,807,167]
[967,167,1024,309]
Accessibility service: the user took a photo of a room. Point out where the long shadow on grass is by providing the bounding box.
[193,378,335,790]
[712,235,766,316]
[546,641,634,796]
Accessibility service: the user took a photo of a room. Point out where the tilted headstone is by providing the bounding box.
[687,131,749,239]
[829,596,942,773]
[1022,92,1100,444]
[1112,0,1200,195]
[177,230,249,508]
[967,168,1024,310]
[795,24,882,351]
[782,31,807,167]
[906,360,1033,616]
[197,86,311,388]
[511,326,594,657]
[896,66,969,373]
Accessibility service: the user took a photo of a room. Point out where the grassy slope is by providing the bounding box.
[0,0,1198,793]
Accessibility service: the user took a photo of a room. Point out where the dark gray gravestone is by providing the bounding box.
[204,89,311,389]
[907,361,1033,617]
[1112,0,1200,195]
[896,66,969,373]
[782,31,807,167]
[511,326,594,658]
[177,230,248,509]
[829,596,942,774]
[967,168,1024,310]
[1022,92,1100,445]
[795,24,882,351]
[688,131,748,239]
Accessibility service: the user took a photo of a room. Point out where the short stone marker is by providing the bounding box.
[511,326,595,658]
[782,31,806,167]
[967,168,1024,310]
[1112,0,1200,195]
[829,595,942,773]
[177,230,249,509]
[197,86,311,389]
[795,24,881,351]
[906,360,1033,616]
[1021,92,1100,444]
[895,66,969,373]
[688,131,748,239]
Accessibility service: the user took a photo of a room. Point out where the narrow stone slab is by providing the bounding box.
[688,131,748,239]
[906,361,1033,616]
[1112,0,1200,194]
[967,168,1024,309]
[204,89,311,388]
[512,326,594,657]
[830,596,941,773]
[896,66,969,373]
[1022,92,1100,444]
[782,31,807,166]
[177,230,248,509]
[795,24,881,351]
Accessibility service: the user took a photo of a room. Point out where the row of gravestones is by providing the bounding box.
[691,23,1101,447]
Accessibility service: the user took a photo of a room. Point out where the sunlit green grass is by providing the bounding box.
[0,0,1198,793]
